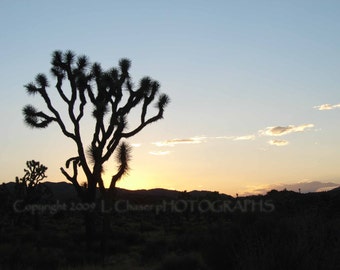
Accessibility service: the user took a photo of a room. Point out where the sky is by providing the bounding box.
[0,0,340,196]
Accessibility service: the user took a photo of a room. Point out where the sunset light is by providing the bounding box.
[1,2,340,269]
[0,0,339,197]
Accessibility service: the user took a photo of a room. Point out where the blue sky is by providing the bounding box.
[0,0,340,195]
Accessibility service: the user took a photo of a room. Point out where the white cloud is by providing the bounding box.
[216,135,255,141]
[149,151,171,156]
[268,139,289,146]
[260,124,314,136]
[233,135,256,141]
[215,136,235,140]
[314,103,340,111]
[131,143,142,147]
[153,137,206,147]
[154,134,256,147]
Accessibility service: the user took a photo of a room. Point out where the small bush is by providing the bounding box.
[156,252,207,270]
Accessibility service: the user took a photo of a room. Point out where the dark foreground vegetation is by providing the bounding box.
[1,182,340,270]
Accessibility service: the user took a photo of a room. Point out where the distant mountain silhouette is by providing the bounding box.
[2,181,233,202]
[250,181,340,195]
[3,181,339,203]
[330,186,340,192]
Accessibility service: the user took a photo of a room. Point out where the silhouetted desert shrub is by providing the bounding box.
[113,228,144,245]
[232,213,340,270]
[155,252,207,270]
[139,220,160,232]
[141,238,169,263]
[201,225,239,270]
[1,243,65,270]
[171,224,209,252]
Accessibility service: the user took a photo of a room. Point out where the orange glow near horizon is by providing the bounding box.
[1,1,340,197]
[101,167,171,191]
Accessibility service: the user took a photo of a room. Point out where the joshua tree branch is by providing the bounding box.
[76,89,87,122]
[38,89,75,139]
[55,76,70,103]
[109,142,131,190]
[50,70,92,179]
[122,112,163,138]
[60,157,84,199]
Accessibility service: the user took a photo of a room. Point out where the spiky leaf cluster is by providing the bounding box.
[23,105,54,128]
[116,142,131,173]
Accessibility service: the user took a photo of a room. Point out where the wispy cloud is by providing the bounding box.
[131,143,142,147]
[215,136,235,140]
[314,103,340,111]
[153,137,206,147]
[216,135,255,141]
[149,151,171,156]
[152,124,311,150]
[154,134,256,147]
[268,139,289,146]
[233,135,256,141]
[260,124,314,136]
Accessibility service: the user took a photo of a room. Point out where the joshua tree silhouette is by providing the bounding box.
[15,160,48,201]
[22,50,170,246]
[14,160,50,230]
